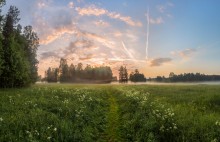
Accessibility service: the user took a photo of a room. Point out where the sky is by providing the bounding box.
[2,0,220,78]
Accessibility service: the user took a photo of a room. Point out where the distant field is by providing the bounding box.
[1,84,220,141]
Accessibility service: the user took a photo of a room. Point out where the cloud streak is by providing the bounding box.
[76,5,142,27]
[121,41,135,59]
[171,48,197,59]
[94,20,110,27]
[149,58,172,67]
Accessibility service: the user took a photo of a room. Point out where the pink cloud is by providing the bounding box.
[76,5,107,16]
[149,58,172,67]
[76,5,142,27]
[171,48,197,59]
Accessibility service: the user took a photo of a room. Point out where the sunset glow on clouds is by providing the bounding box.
[3,0,220,77]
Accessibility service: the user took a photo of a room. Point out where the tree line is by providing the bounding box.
[151,72,220,82]
[118,66,146,83]
[45,58,113,83]
[45,64,147,83]
[0,1,39,88]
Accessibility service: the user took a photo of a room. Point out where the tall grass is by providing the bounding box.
[0,84,220,141]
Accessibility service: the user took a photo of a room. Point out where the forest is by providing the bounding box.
[152,72,220,82]
[44,60,148,83]
[0,0,39,88]
[45,58,113,83]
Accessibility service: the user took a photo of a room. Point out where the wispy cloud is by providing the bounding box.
[30,1,147,76]
[68,2,74,8]
[39,26,77,45]
[40,51,61,60]
[149,58,172,67]
[77,0,84,3]
[77,30,115,48]
[150,17,164,24]
[171,48,197,59]
[157,2,174,18]
[64,39,98,55]
[108,12,142,27]
[157,5,166,13]
[121,41,135,59]
[76,5,107,16]
[94,20,110,27]
[75,5,142,27]
[79,54,94,61]
[32,6,78,45]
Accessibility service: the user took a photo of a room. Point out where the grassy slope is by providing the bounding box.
[0,84,220,141]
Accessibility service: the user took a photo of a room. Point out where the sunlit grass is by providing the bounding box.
[0,84,220,141]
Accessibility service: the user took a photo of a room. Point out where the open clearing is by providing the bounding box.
[1,84,220,141]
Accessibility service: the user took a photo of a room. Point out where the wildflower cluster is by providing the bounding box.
[24,125,58,141]
[62,98,69,105]
[151,102,178,136]
[119,87,179,141]
[122,89,150,104]
[0,117,3,127]
[215,120,220,126]
[213,120,220,141]
[26,129,39,138]
[8,96,14,104]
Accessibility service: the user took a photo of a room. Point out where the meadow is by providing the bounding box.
[1,84,220,142]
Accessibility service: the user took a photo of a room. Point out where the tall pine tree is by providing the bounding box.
[23,26,39,83]
[0,5,39,88]
[0,0,5,76]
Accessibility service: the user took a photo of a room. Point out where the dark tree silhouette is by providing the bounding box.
[168,72,220,82]
[59,58,69,82]
[45,58,113,83]
[46,67,59,82]
[119,66,128,83]
[23,26,39,83]
[130,69,146,82]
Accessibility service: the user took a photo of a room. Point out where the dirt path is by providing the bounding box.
[104,90,122,142]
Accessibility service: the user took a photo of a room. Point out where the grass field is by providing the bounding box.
[1,84,220,142]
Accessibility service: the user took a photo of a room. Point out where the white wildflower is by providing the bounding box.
[26,130,30,134]
[47,136,51,140]
[159,125,165,132]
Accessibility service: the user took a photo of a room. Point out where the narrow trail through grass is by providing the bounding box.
[104,89,122,142]
[1,85,220,141]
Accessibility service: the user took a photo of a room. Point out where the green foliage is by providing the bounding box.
[0,5,39,88]
[46,67,59,82]
[46,58,113,83]
[168,72,220,82]
[59,58,69,82]
[1,84,220,141]
[130,69,146,82]
[23,26,39,83]
[0,0,5,32]
[119,66,128,83]
[0,35,3,76]
[0,86,109,141]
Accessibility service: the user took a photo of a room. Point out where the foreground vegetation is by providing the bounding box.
[1,84,220,141]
